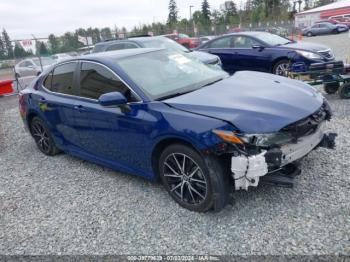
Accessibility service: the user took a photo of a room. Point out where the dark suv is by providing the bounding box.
[92,36,222,68]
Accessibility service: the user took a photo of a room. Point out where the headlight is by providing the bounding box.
[212,130,244,144]
[212,130,293,147]
[240,132,294,147]
[296,50,323,60]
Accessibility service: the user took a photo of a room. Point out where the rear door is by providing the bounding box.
[230,35,271,72]
[38,62,81,147]
[199,36,237,73]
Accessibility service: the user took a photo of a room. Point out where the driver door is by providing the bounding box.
[72,61,147,170]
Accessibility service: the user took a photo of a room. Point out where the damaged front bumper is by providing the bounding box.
[231,124,337,191]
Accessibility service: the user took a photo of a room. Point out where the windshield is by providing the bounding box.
[141,37,189,53]
[253,32,291,46]
[116,50,228,100]
[33,57,55,66]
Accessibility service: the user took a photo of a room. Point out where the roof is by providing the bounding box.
[81,48,162,60]
[297,0,350,15]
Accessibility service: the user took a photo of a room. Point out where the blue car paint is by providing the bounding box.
[197,32,334,74]
[20,49,323,181]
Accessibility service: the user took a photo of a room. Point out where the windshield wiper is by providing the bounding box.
[156,90,197,101]
[201,78,224,87]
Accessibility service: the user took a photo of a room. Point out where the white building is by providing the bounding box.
[295,0,350,28]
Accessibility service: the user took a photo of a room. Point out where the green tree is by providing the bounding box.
[0,36,5,59]
[167,0,178,26]
[13,42,28,58]
[201,0,211,23]
[313,0,335,8]
[100,27,112,40]
[37,41,49,56]
[2,29,13,58]
[48,34,59,54]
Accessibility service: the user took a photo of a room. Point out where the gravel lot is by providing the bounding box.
[0,89,349,255]
[1,33,350,256]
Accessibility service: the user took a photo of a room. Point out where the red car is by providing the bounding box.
[164,33,200,49]
[318,18,350,28]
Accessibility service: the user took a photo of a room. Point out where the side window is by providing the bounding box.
[312,24,319,28]
[79,62,138,102]
[43,71,53,90]
[51,62,77,95]
[208,37,232,48]
[232,36,259,48]
[106,43,125,51]
[123,43,138,49]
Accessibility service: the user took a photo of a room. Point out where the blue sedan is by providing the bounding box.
[19,48,336,212]
[197,31,335,75]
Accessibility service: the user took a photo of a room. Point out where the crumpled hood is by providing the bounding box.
[164,71,324,134]
[188,51,219,64]
[279,41,330,52]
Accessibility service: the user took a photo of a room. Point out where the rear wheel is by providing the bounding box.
[30,117,60,156]
[159,144,230,212]
[273,60,290,76]
[332,29,339,34]
[307,32,313,37]
[339,83,350,99]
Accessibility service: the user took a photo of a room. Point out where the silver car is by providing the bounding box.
[14,57,56,78]
[302,22,339,37]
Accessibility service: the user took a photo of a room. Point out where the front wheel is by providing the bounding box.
[339,83,350,99]
[159,144,230,212]
[273,60,290,76]
[307,32,313,37]
[324,82,339,94]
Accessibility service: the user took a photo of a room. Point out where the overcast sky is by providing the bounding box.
[1,0,229,40]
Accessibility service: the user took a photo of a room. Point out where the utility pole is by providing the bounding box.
[190,5,196,36]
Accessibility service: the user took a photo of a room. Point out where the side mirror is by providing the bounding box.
[252,45,265,50]
[98,91,127,107]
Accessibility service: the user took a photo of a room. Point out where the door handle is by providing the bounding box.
[73,105,85,111]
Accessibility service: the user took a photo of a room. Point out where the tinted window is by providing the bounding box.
[106,43,125,51]
[106,43,138,51]
[79,62,138,102]
[232,36,258,48]
[209,37,232,48]
[43,71,53,89]
[50,62,77,95]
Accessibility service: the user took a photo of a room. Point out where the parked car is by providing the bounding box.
[324,18,350,28]
[197,31,335,75]
[14,57,56,78]
[199,35,217,45]
[51,53,72,62]
[315,20,349,31]
[164,33,200,49]
[19,48,336,212]
[302,22,343,37]
[92,36,222,67]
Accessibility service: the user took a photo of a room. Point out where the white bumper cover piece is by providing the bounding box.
[231,124,325,191]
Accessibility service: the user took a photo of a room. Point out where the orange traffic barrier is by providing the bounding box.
[0,80,14,96]
[298,33,303,41]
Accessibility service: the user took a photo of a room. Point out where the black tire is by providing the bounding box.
[36,71,41,76]
[306,32,313,37]
[332,29,339,34]
[324,82,339,94]
[30,117,60,156]
[272,59,290,76]
[159,144,230,212]
[339,83,350,99]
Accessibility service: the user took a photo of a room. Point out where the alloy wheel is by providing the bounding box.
[275,63,289,76]
[163,153,207,205]
[31,121,51,153]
